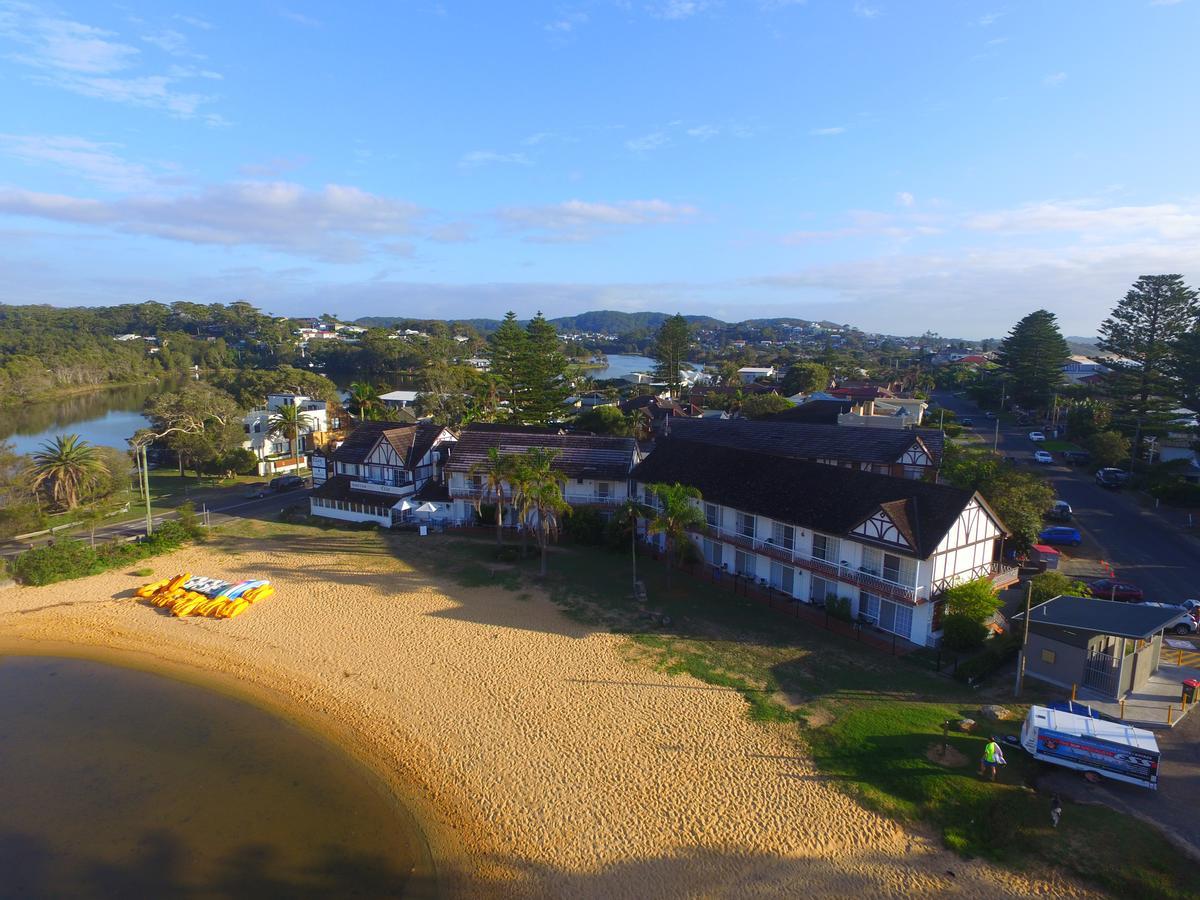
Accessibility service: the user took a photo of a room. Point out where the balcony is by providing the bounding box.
[451,485,622,506]
[349,478,413,496]
[932,561,1020,596]
[694,524,921,605]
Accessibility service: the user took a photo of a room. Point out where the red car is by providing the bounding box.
[1090,579,1144,602]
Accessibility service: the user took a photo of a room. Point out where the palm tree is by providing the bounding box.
[615,496,651,597]
[469,447,513,544]
[506,448,561,566]
[28,434,105,511]
[644,482,706,591]
[347,382,383,420]
[267,402,315,464]
[512,448,570,576]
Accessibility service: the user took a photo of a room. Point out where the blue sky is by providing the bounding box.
[0,0,1197,338]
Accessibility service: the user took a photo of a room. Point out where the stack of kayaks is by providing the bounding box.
[135,573,275,619]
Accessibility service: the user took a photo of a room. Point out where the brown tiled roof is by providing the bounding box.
[666,418,944,468]
[632,439,992,558]
[447,425,637,480]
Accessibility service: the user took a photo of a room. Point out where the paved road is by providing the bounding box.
[935,392,1197,605]
[1,489,307,558]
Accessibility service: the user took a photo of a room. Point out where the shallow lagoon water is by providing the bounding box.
[0,655,431,899]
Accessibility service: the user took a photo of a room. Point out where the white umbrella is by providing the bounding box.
[416,501,439,514]
[398,499,415,511]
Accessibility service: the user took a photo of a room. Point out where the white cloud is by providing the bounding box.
[853,3,882,19]
[173,15,213,30]
[809,126,845,136]
[0,181,424,262]
[625,131,670,152]
[651,1,712,20]
[458,150,532,169]
[965,199,1200,240]
[279,9,322,27]
[1043,71,1067,86]
[497,198,699,240]
[895,191,915,207]
[545,11,588,32]
[0,133,162,192]
[975,12,1002,26]
[141,28,196,57]
[0,5,222,120]
[686,124,719,140]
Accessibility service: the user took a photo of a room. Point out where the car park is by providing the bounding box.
[1095,468,1130,489]
[1045,500,1073,522]
[1032,450,1054,464]
[1028,431,1046,442]
[1038,526,1082,546]
[269,474,306,492]
[1090,578,1144,602]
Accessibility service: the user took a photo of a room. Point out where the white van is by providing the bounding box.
[1020,705,1160,790]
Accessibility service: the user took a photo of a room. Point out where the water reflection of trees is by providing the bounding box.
[0,383,163,440]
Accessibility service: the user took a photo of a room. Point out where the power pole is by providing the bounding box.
[993,418,1000,452]
[1014,580,1034,696]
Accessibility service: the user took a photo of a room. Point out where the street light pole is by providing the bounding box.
[993,418,1000,452]
[1014,580,1034,697]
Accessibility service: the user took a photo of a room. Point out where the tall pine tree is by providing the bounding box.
[520,312,572,425]
[652,314,692,398]
[996,310,1069,408]
[489,311,528,420]
[1099,275,1200,436]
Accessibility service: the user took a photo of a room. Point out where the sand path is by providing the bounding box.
[0,534,1095,898]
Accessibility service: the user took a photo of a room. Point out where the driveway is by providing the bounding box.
[935,392,1196,605]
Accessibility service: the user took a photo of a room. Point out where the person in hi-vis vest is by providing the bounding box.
[979,738,1006,780]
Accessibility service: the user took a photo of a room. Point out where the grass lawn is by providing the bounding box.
[213,519,1200,897]
[1042,440,1084,453]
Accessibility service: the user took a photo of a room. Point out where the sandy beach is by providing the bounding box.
[0,530,1095,898]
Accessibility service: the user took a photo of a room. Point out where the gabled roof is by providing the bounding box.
[1015,596,1183,640]
[665,418,944,468]
[763,399,853,424]
[331,421,448,469]
[631,439,986,558]
[447,425,637,480]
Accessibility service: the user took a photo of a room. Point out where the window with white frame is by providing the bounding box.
[705,502,720,528]
[734,549,755,578]
[737,512,755,539]
[859,591,914,639]
[769,561,795,595]
[810,575,834,603]
[861,547,915,585]
[704,538,722,567]
[597,481,610,499]
[771,521,795,551]
[812,533,840,562]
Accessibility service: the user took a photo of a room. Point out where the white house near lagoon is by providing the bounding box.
[631,437,1017,647]
[242,393,331,476]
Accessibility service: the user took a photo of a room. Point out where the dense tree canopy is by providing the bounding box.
[996,310,1069,408]
[1099,275,1200,431]
[652,314,692,398]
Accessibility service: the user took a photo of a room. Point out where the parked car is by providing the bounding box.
[1062,449,1092,465]
[1045,500,1073,522]
[244,483,270,499]
[1095,468,1130,489]
[960,417,974,427]
[1032,450,1054,464]
[1143,602,1198,635]
[1090,578,1144,602]
[985,411,995,419]
[1038,526,1082,546]
[270,474,306,492]
[1028,431,1046,442]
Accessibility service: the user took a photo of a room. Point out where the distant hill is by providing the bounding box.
[547,310,723,333]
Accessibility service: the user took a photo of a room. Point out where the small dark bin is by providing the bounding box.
[1182,679,1200,704]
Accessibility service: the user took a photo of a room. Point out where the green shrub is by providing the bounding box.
[564,507,606,545]
[11,540,103,586]
[942,612,989,651]
[954,634,1020,684]
[131,567,154,577]
[828,596,853,622]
